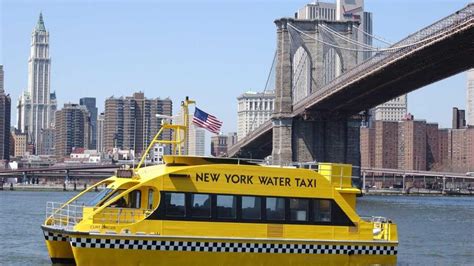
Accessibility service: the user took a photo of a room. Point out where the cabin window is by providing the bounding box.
[313,199,331,222]
[147,189,154,209]
[266,197,285,221]
[165,192,186,217]
[289,198,309,221]
[190,193,211,218]
[216,195,236,219]
[241,196,261,220]
[128,190,141,208]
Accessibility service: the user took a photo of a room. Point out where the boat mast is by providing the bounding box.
[134,96,195,172]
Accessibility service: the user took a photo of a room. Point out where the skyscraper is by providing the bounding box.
[452,107,466,129]
[467,69,474,126]
[55,103,90,158]
[80,97,98,149]
[104,92,172,155]
[0,65,11,161]
[18,13,57,151]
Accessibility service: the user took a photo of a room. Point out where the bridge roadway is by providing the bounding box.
[229,4,474,159]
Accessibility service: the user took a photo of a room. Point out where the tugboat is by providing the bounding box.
[42,97,398,265]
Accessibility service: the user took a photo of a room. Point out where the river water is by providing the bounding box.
[0,191,473,265]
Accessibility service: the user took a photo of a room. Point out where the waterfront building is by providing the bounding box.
[104,92,172,156]
[0,65,11,161]
[96,113,105,153]
[211,135,228,157]
[360,113,472,172]
[467,69,474,126]
[17,13,57,151]
[426,123,440,170]
[237,91,274,141]
[360,126,375,168]
[80,97,98,149]
[452,107,466,129]
[54,103,90,158]
[398,119,427,171]
[374,121,398,169]
[447,128,474,172]
[11,130,27,157]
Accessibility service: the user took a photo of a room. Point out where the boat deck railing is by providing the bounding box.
[46,201,85,229]
[45,201,149,229]
[360,216,390,223]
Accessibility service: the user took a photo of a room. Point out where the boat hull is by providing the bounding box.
[42,227,75,264]
[69,233,397,266]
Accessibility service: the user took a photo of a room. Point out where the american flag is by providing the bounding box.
[192,107,223,134]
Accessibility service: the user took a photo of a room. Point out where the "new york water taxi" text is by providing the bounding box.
[195,173,316,188]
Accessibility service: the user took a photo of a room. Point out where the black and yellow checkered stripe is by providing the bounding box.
[70,237,397,255]
[43,231,68,242]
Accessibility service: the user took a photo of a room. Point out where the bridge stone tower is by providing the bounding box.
[272,18,360,166]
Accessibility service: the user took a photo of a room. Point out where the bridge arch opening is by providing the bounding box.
[292,46,312,104]
[323,47,343,86]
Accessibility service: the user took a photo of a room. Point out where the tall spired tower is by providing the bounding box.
[18,13,56,152]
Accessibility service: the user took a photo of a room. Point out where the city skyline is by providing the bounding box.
[1,0,470,135]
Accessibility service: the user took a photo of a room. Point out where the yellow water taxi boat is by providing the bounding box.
[42,98,398,265]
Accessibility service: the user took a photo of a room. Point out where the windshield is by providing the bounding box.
[85,188,114,206]
[99,189,126,207]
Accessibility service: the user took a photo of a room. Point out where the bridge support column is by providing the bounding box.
[292,116,361,169]
[272,118,293,165]
[272,19,293,165]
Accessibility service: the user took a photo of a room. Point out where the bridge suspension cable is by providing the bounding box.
[248,51,276,132]
[319,24,377,50]
[288,23,385,53]
[288,20,469,53]
[352,25,394,46]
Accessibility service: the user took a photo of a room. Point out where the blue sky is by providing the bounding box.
[1,0,471,136]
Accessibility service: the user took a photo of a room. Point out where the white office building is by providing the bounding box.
[372,95,408,122]
[237,91,275,141]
